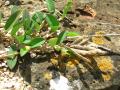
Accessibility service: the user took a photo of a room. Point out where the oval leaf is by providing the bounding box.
[20,46,31,56]
[45,0,55,13]
[32,12,45,31]
[11,5,19,14]
[67,31,79,37]
[57,31,67,44]
[5,10,22,31]
[22,9,31,31]
[32,12,44,24]
[54,45,61,52]
[27,37,45,48]
[7,57,17,70]
[62,0,72,18]
[11,21,23,35]
[48,38,58,46]
[15,35,25,44]
[46,14,59,32]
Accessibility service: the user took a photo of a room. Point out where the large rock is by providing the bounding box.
[0,0,120,90]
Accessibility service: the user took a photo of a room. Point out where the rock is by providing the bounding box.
[5,0,10,6]
[0,0,120,90]
[31,60,51,90]
[49,75,73,90]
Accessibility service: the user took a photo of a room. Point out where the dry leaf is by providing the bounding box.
[83,5,96,17]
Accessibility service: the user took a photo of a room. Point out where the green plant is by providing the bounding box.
[2,0,78,70]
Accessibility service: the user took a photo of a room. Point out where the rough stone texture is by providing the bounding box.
[31,61,50,90]
[0,0,120,90]
[16,0,120,89]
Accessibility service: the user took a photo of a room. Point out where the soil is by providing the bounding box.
[0,0,120,90]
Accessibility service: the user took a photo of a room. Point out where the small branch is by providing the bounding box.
[70,45,97,50]
[71,36,84,44]
[65,46,91,63]
[70,48,107,56]
[79,38,89,45]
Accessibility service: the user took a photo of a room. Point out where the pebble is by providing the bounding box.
[9,72,14,78]
[3,68,7,71]
[5,0,10,6]
[4,71,9,75]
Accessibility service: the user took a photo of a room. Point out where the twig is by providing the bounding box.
[70,48,107,56]
[71,36,84,44]
[70,45,97,50]
[65,46,93,70]
[79,38,89,45]
[65,46,91,63]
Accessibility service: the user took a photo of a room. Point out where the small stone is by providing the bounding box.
[4,71,9,75]
[14,82,21,88]
[30,53,36,58]
[19,77,24,81]
[9,72,14,78]
[1,62,6,66]
[5,82,13,88]
[12,76,19,81]
[3,78,9,82]
[0,77,4,80]
[5,0,10,6]
[3,68,7,72]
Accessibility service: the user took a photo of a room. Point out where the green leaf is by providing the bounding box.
[61,47,69,56]
[29,20,40,32]
[11,21,23,35]
[23,39,31,44]
[20,46,31,56]
[32,12,44,24]
[67,31,79,37]
[9,44,17,51]
[23,9,31,31]
[22,35,31,44]
[46,14,59,32]
[62,0,72,18]
[27,37,45,48]
[54,45,61,52]
[32,12,45,31]
[57,31,67,44]
[4,10,22,31]
[25,22,34,35]
[45,0,55,13]
[48,38,58,46]
[11,5,19,14]
[15,35,25,44]
[7,57,17,70]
